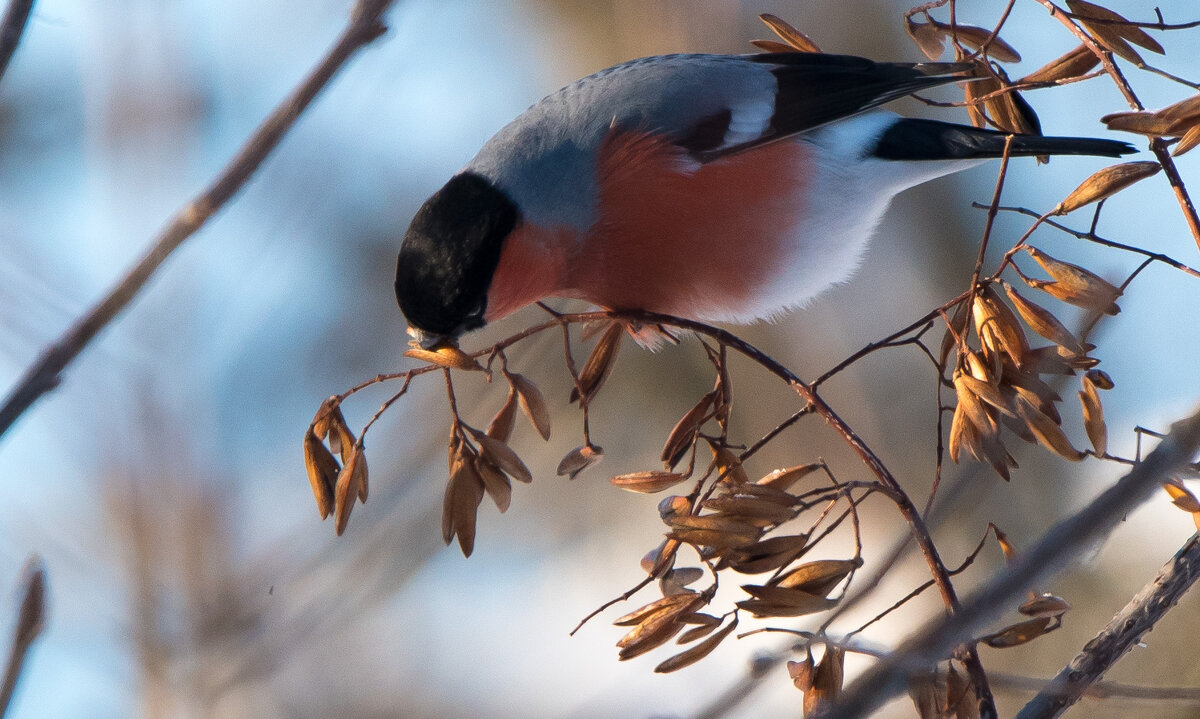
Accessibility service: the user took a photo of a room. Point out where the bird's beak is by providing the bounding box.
[407,325,457,350]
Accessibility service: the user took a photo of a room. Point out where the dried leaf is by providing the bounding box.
[303,428,338,520]
[929,20,1021,63]
[510,373,551,440]
[1005,286,1085,355]
[788,649,816,691]
[661,391,716,468]
[773,558,862,596]
[982,616,1055,647]
[1020,593,1072,618]
[1017,45,1099,84]
[556,444,603,479]
[1174,124,1200,157]
[467,427,532,483]
[487,387,518,442]
[474,455,512,513]
[611,470,689,494]
[906,17,947,60]
[1163,481,1200,513]
[1024,246,1122,314]
[757,463,822,492]
[570,321,624,404]
[1079,376,1108,455]
[404,345,484,371]
[758,13,820,52]
[1055,161,1161,214]
[654,617,739,673]
[1066,0,1164,64]
[804,646,845,717]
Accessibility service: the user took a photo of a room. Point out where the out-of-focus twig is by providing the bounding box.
[1016,533,1200,719]
[825,406,1200,718]
[0,558,45,717]
[0,0,33,85]
[0,0,397,441]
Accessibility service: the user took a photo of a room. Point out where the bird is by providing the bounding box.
[394,52,1134,349]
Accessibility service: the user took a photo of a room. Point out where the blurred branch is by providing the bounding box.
[0,558,45,717]
[0,0,397,441]
[826,406,1200,718]
[0,0,33,85]
[1016,532,1200,719]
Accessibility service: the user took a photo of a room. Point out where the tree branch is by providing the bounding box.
[0,0,33,85]
[1016,532,1200,719]
[825,406,1200,718]
[0,0,397,441]
[0,558,45,717]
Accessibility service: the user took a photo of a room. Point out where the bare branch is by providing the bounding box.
[0,0,397,441]
[0,0,33,84]
[826,406,1200,718]
[0,558,46,716]
[1016,533,1200,719]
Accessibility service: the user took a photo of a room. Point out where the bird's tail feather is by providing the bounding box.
[872,118,1136,160]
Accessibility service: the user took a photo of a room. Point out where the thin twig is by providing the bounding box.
[0,0,398,441]
[0,558,45,717]
[827,406,1200,718]
[1016,533,1200,719]
[0,0,33,84]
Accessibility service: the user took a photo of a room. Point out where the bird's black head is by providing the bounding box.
[395,172,519,347]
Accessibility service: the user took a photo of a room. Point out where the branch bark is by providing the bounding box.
[825,406,1200,718]
[0,0,33,85]
[1016,532,1200,719]
[0,0,397,441]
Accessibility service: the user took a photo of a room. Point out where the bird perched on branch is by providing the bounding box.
[394,52,1133,348]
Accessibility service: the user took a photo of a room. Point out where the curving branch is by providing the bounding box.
[1016,532,1200,719]
[0,0,397,441]
[825,406,1200,718]
[0,0,33,85]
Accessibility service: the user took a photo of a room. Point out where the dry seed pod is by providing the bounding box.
[669,513,762,535]
[474,455,512,513]
[1005,286,1085,356]
[333,443,366,536]
[570,321,624,404]
[1174,124,1200,157]
[702,496,795,524]
[1023,247,1122,315]
[640,538,681,575]
[939,299,972,367]
[948,401,979,463]
[611,470,689,494]
[1020,593,1072,618]
[1163,481,1200,513]
[617,617,689,661]
[443,445,486,556]
[1015,399,1085,461]
[674,618,720,645]
[962,69,1000,129]
[908,672,943,719]
[612,593,690,629]
[751,39,800,53]
[945,664,978,719]
[758,13,820,53]
[658,495,692,521]
[956,372,1016,419]
[303,428,338,520]
[992,522,1016,562]
[403,345,484,372]
[659,567,704,596]
[711,444,750,485]
[1055,161,1161,214]
[1025,346,1077,376]
[661,391,716,468]
[654,617,738,673]
[973,286,1029,368]
[737,588,837,618]
[510,373,551,440]
[803,646,845,717]
[1158,94,1200,124]
[757,463,822,492]
[773,558,862,596]
[788,649,816,691]
[982,616,1055,648]
[311,396,343,442]
[467,427,533,483]
[954,371,1000,440]
[669,525,761,550]
[556,444,603,479]
[1066,0,1164,65]
[929,20,1021,63]
[906,18,947,60]
[723,534,809,574]
[1079,376,1108,455]
[487,387,519,443]
[1017,45,1099,84]
[725,482,797,506]
[1101,111,1181,137]
[1085,369,1114,389]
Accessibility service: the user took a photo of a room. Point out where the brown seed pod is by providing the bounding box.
[736,588,837,618]
[311,396,343,442]
[640,538,681,575]
[570,321,624,404]
[1055,161,1162,214]
[611,470,689,494]
[1005,286,1085,356]
[1158,94,1200,124]
[1079,376,1108,455]
[772,558,862,596]
[756,463,822,492]
[1015,397,1085,461]
[788,649,816,691]
[1101,111,1182,137]
[1163,481,1200,513]
[443,443,486,556]
[1174,124,1200,157]
[661,391,716,468]
[1085,369,1114,389]
[939,298,971,367]
[510,373,551,440]
[654,617,738,673]
[906,17,947,60]
[333,442,367,536]
[486,387,518,443]
[701,496,796,525]
[758,13,820,53]
[1020,593,1072,618]
[750,39,800,53]
[711,444,750,485]
[804,646,845,717]
[403,345,484,372]
[928,20,1021,63]
[613,591,701,627]
[973,286,1030,368]
[981,616,1056,648]
[722,534,809,574]
[474,455,512,513]
[467,427,532,483]
[1017,44,1099,84]
[1066,0,1164,65]
[669,525,762,550]
[556,444,603,479]
[1023,247,1122,315]
[303,428,338,520]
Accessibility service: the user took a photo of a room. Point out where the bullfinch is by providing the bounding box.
[394,52,1133,348]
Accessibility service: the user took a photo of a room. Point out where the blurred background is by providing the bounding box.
[1,0,1199,716]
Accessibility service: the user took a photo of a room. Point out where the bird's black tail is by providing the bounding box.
[871,118,1135,161]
